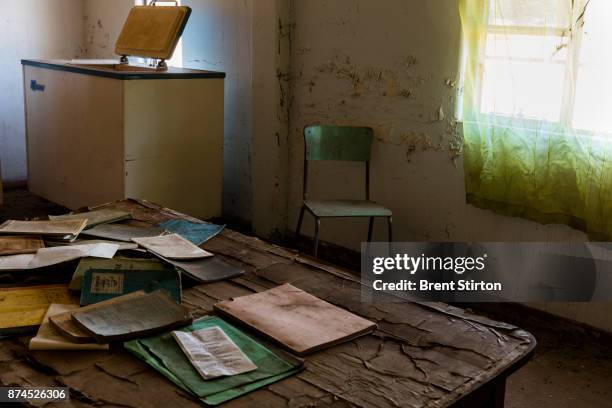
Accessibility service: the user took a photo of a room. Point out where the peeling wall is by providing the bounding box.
[82,0,134,58]
[286,0,611,332]
[0,0,85,183]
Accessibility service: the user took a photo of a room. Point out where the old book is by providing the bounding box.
[29,304,109,351]
[81,224,166,242]
[0,219,87,239]
[158,219,224,245]
[80,267,181,305]
[25,243,119,270]
[0,285,73,335]
[160,257,244,284]
[132,234,213,260]
[172,326,257,380]
[69,257,168,292]
[49,290,147,343]
[0,236,44,256]
[71,290,192,343]
[214,284,377,356]
[49,209,131,228]
[125,316,303,406]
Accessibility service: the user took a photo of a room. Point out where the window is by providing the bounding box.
[473,0,612,134]
[134,0,183,68]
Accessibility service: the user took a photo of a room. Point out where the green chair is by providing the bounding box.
[296,125,393,257]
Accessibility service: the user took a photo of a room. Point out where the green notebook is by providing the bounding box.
[80,268,182,305]
[124,316,303,406]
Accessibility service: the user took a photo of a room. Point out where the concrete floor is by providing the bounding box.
[1,188,611,408]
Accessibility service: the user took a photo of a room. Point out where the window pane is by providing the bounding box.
[572,0,612,134]
[480,34,566,121]
[489,0,572,29]
[481,59,565,121]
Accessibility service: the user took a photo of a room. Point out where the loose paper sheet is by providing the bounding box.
[172,326,257,380]
[29,304,109,351]
[25,243,120,270]
[132,234,213,260]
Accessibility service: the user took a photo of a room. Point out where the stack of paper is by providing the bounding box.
[0,219,87,241]
[29,304,109,351]
[125,316,303,406]
[214,284,377,355]
[49,209,131,228]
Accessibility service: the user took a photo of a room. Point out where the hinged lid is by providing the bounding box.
[115,4,191,62]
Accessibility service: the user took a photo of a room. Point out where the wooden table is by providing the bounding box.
[0,200,536,408]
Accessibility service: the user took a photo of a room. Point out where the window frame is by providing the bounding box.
[472,0,587,128]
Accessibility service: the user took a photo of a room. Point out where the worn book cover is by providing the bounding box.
[132,234,213,260]
[49,209,131,228]
[80,267,181,305]
[81,224,166,242]
[0,285,74,335]
[160,257,244,284]
[214,283,377,356]
[71,290,192,343]
[0,236,44,256]
[0,219,87,238]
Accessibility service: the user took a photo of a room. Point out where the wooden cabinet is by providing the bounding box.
[22,60,225,220]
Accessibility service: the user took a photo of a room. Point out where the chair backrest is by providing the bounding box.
[302,125,374,201]
[304,125,373,162]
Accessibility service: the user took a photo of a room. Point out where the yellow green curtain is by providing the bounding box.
[459,0,612,239]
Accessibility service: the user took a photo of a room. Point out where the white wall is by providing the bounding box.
[82,0,134,58]
[182,0,253,223]
[0,0,84,183]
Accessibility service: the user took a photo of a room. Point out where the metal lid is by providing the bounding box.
[115,4,191,61]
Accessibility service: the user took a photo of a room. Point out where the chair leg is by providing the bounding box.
[388,216,393,242]
[367,217,374,242]
[314,217,321,258]
[296,205,306,238]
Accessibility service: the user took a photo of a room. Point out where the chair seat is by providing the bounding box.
[304,200,392,218]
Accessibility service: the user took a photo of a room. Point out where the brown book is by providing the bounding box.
[0,236,44,256]
[71,290,192,343]
[49,209,131,228]
[214,284,377,356]
[0,219,87,239]
[49,291,147,343]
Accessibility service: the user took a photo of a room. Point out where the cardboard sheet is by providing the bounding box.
[0,219,87,238]
[81,224,166,242]
[49,209,131,228]
[29,304,109,351]
[125,316,303,406]
[0,236,44,256]
[0,285,73,333]
[172,326,257,380]
[158,219,225,245]
[80,267,181,305]
[132,234,213,260]
[71,290,192,342]
[214,284,377,356]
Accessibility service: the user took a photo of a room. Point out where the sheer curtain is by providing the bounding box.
[460,0,612,238]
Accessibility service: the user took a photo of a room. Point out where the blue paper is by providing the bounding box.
[158,220,225,246]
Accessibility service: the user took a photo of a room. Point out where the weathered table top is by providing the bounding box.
[0,200,536,408]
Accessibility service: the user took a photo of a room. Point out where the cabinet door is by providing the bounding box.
[24,66,125,209]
